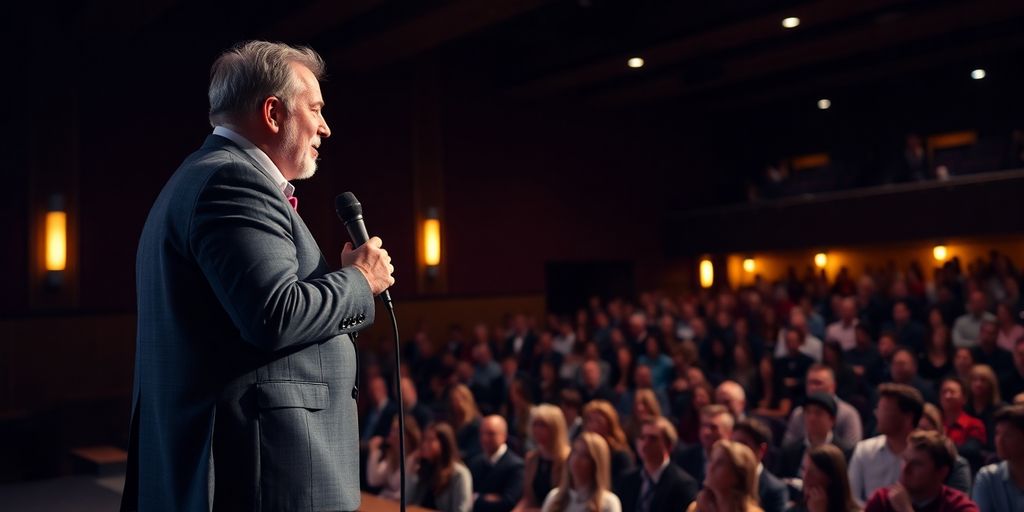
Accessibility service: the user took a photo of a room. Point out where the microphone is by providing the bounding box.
[334,192,392,308]
[335,191,405,511]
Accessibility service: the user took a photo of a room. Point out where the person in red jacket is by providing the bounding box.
[940,377,987,448]
[865,430,979,512]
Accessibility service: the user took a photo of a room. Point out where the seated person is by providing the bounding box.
[864,430,978,512]
[972,405,1024,512]
[615,417,698,512]
[467,415,524,512]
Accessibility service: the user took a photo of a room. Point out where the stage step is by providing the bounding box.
[70,446,127,476]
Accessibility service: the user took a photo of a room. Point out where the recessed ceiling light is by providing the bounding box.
[971,69,986,80]
[817,98,831,110]
[782,17,801,29]
[627,57,645,69]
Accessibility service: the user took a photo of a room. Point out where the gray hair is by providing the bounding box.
[208,40,325,126]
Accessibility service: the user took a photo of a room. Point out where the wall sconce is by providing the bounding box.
[699,258,714,289]
[742,257,756,273]
[45,194,66,287]
[423,207,441,277]
[814,252,828,269]
[933,245,948,262]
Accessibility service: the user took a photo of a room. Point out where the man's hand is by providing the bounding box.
[341,236,395,296]
[887,483,914,512]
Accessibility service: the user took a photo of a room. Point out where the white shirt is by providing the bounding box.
[541,488,622,512]
[212,126,294,199]
[825,319,859,351]
[488,444,509,466]
[774,330,824,362]
[639,458,671,502]
[847,434,902,506]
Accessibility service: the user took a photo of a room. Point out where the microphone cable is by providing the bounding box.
[382,298,407,512]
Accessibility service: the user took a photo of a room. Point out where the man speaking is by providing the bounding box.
[121,41,395,511]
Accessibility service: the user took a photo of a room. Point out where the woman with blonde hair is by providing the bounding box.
[541,432,622,512]
[966,364,1004,448]
[448,383,484,460]
[582,399,634,487]
[514,404,571,512]
[624,388,663,444]
[366,416,421,500]
[686,439,762,512]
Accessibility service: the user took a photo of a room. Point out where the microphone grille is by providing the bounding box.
[335,192,363,222]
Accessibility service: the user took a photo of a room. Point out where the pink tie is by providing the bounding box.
[287,195,298,212]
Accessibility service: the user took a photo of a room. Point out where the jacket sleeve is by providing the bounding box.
[189,160,375,352]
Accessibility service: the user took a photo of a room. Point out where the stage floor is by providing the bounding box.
[0,474,124,511]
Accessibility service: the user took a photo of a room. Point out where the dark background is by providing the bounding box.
[1,0,1022,481]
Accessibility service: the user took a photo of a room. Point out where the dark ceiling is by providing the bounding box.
[12,0,1024,112]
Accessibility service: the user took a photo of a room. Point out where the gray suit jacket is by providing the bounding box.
[122,134,375,511]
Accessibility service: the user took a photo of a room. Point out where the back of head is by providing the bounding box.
[906,430,956,474]
[712,439,759,504]
[878,383,925,426]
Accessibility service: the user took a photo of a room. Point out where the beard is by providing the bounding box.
[282,123,318,180]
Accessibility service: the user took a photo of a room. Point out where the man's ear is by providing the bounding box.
[261,96,284,134]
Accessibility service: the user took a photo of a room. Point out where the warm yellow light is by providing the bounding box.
[46,211,67,271]
[699,259,714,288]
[782,17,801,29]
[933,245,948,262]
[817,98,831,110]
[627,57,644,69]
[423,218,441,266]
[743,258,756,273]
[814,252,828,269]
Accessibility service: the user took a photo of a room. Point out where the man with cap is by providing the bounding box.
[777,392,854,480]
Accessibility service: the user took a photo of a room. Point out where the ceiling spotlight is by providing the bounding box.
[627,57,645,69]
[817,98,831,110]
[782,17,801,29]
[971,69,986,80]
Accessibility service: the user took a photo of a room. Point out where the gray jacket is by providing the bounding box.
[121,134,375,511]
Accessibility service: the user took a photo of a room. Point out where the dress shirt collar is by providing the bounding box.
[488,444,508,465]
[212,125,294,198]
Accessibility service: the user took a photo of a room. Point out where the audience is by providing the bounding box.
[614,417,698,512]
[940,377,987,467]
[581,400,634,487]
[366,416,421,501]
[972,405,1024,512]
[468,415,525,512]
[777,392,854,480]
[541,432,622,512]
[450,384,484,461]
[686,440,763,512]
[849,384,925,505]
[966,365,1004,449]
[970,322,1014,382]
[864,430,978,512]
[917,403,973,494]
[732,418,789,512]
[783,364,864,448]
[954,292,996,349]
[408,422,474,512]
[798,444,860,512]
[359,251,1024,512]
[673,404,735,486]
[515,405,570,512]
